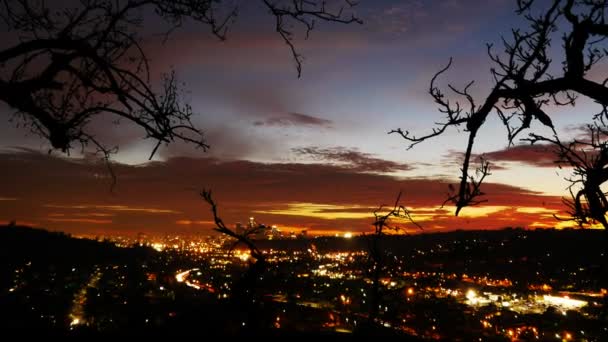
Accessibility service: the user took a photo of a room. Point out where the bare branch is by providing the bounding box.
[262,0,362,77]
[372,191,422,235]
[367,191,421,320]
[0,0,361,164]
[443,157,491,215]
[392,0,608,215]
[526,123,608,229]
[200,189,265,261]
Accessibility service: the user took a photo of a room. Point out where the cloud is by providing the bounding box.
[157,122,280,161]
[44,204,180,214]
[253,112,333,128]
[467,140,604,170]
[254,203,376,220]
[363,0,510,42]
[481,144,560,168]
[46,218,112,224]
[175,220,216,226]
[0,148,567,235]
[48,213,114,217]
[446,144,560,169]
[292,146,412,173]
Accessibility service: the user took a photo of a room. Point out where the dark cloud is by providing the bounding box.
[158,122,280,161]
[0,148,564,236]
[292,146,412,173]
[364,0,510,42]
[253,112,333,128]
[481,144,560,168]
[447,144,560,169]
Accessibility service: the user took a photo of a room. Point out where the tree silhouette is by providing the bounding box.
[367,191,420,323]
[527,124,608,230]
[0,0,361,160]
[390,0,608,215]
[526,123,608,303]
[201,189,266,264]
[200,189,268,329]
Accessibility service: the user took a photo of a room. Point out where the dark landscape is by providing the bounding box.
[2,0,608,339]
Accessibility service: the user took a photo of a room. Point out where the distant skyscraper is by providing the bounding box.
[271,225,281,239]
[235,222,244,236]
[254,224,268,240]
[248,217,257,231]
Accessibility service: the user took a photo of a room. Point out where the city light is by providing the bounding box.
[4,224,605,338]
[466,289,477,302]
[542,295,587,309]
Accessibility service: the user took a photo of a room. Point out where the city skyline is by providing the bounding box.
[2,0,607,338]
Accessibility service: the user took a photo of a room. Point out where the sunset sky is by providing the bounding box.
[0,0,603,236]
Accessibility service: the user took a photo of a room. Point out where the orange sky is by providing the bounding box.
[0,147,580,237]
[0,1,603,237]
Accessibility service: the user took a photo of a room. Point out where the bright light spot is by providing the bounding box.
[237,251,251,262]
[176,270,189,283]
[407,288,414,295]
[70,318,81,326]
[466,289,477,300]
[344,232,353,239]
[151,243,164,252]
[543,295,587,309]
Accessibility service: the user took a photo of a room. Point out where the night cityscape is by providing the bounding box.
[1,224,606,339]
[2,0,608,339]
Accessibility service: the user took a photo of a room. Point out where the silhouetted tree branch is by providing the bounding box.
[367,191,421,321]
[200,189,265,262]
[391,0,608,215]
[200,188,270,329]
[262,0,362,77]
[443,157,492,215]
[526,124,608,229]
[527,122,608,310]
[0,0,361,161]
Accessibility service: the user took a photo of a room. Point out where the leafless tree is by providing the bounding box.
[200,189,265,279]
[367,191,421,322]
[390,0,608,215]
[0,0,361,162]
[526,122,608,313]
[200,189,269,328]
[527,124,608,229]
[443,157,492,214]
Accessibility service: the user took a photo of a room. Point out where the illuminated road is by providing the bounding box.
[175,268,202,290]
[69,267,103,327]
